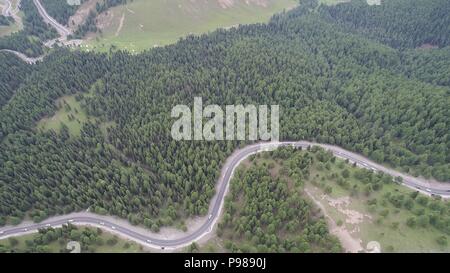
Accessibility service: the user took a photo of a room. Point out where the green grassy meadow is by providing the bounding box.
[304,154,450,253]
[37,95,93,136]
[85,0,298,52]
[0,0,23,38]
[216,148,450,253]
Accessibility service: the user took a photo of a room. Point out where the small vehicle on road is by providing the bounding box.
[146,239,152,243]
[0,231,4,235]
[111,226,116,230]
[208,214,213,220]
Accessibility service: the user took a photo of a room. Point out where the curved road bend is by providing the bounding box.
[11,0,19,14]
[0,0,69,63]
[0,49,43,63]
[2,0,11,16]
[2,0,22,27]
[33,0,71,37]
[0,141,449,249]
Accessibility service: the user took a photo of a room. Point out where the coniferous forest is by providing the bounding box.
[40,0,84,26]
[0,0,449,231]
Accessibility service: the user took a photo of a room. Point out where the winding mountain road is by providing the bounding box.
[1,0,71,63]
[32,0,71,37]
[0,49,43,63]
[0,141,448,250]
[1,0,22,26]
[1,0,12,16]
[0,0,447,252]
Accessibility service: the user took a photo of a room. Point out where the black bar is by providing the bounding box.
[2,253,448,272]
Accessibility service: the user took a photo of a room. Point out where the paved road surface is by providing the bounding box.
[0,49,43,63]
[2,0,21,26]
[1,0,12,16]
[33,0,71,37]
[1,141,448,250]
[0,0,70,63]
[0,0,448,251]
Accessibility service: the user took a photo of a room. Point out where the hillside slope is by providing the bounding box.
[85,0,297,51]
[0,0,448,238]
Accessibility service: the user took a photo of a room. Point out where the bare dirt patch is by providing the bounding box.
[418,43,438,49]
[326,196,371,227]
[245,0,269,7]
[269,163,281,178]
[68,0,102,30]
[96,8,116,31]
[218,0,234,8]
[218,0,269,9]
[305,188,365,253]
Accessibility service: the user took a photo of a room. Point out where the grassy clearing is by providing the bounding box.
[205,147,450,253]
[0,5,23,38]
[213,149,343,253]
[186,238,227,253]
[37,95,94,136]
[0,227,145,253]
[0,19,20,37]
[85,0,298,52]
[303,152,450,253]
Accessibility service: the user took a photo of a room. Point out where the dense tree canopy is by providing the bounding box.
[0,0,448,228]
[218,148,342,253]
[0,15,14,26]
[0,52,34,108]
[318,0,450,48]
